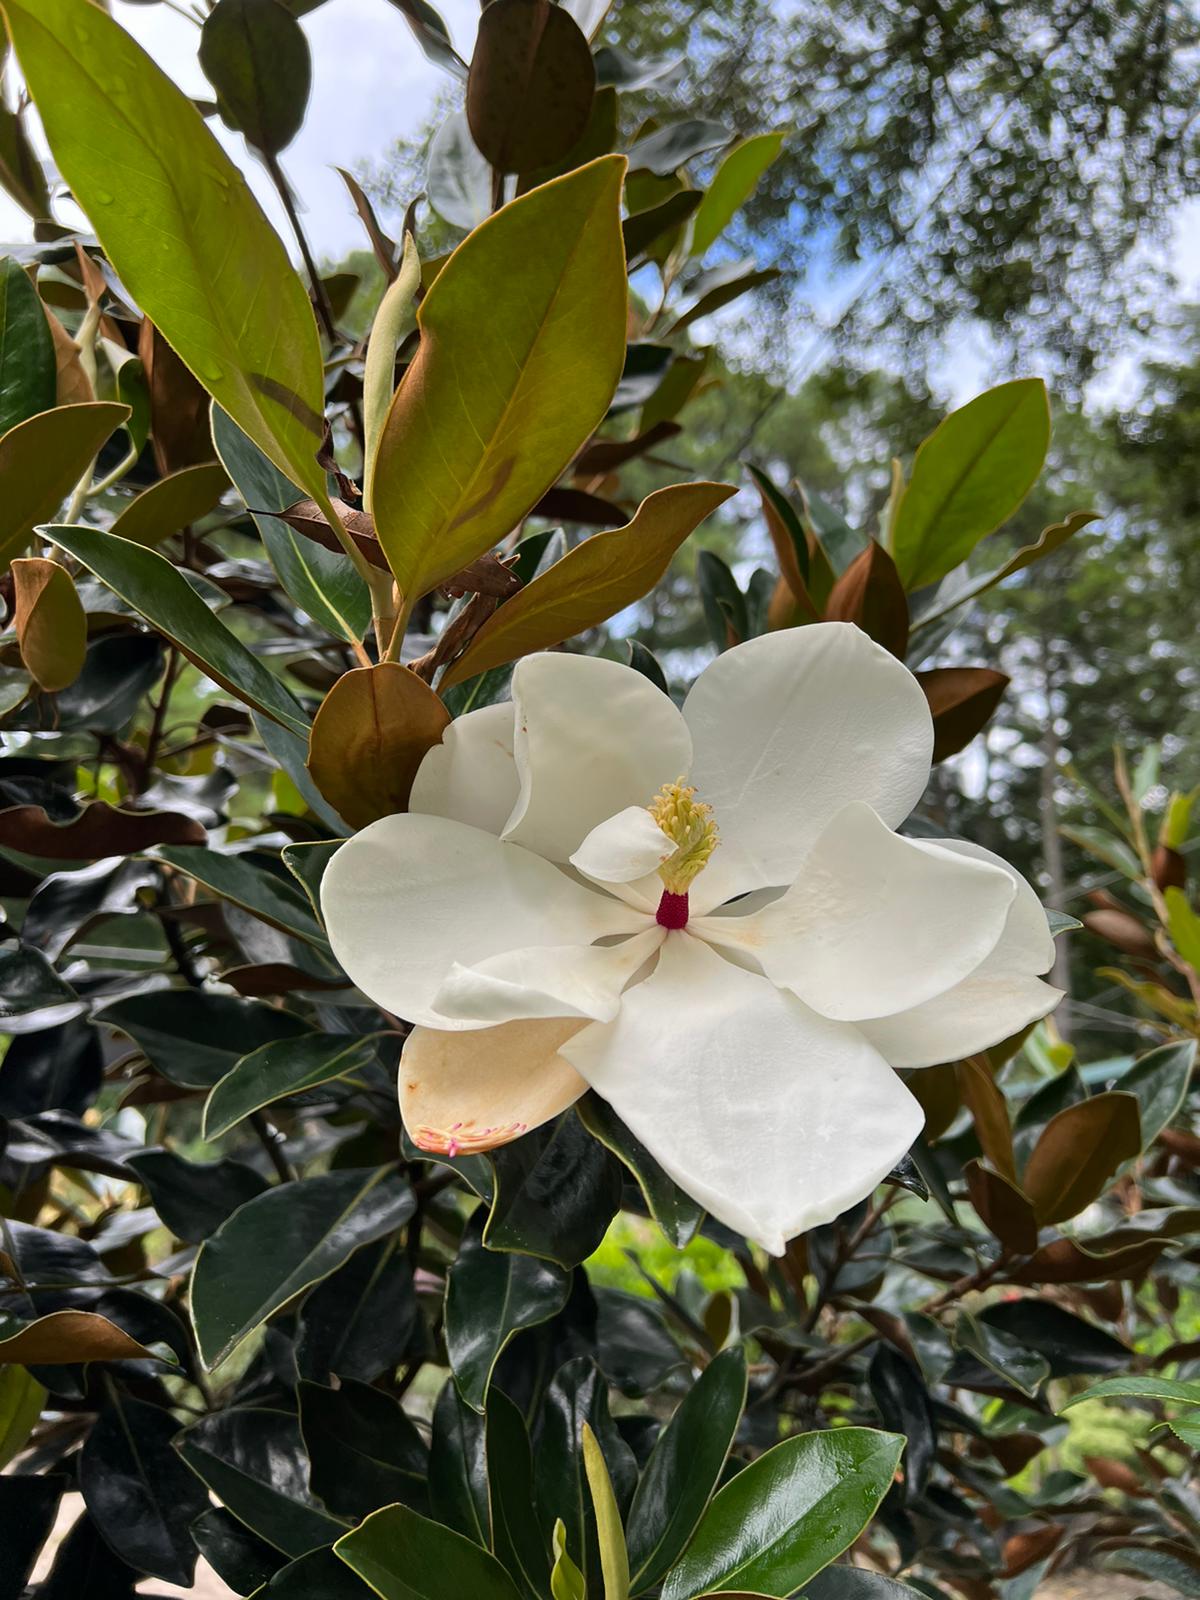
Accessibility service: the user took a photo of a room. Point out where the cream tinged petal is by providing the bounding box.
[400,1016,588,1156]
[861,839,1061,1067]
[321,813,639,1030]
[682,623,934,894]
[409,700,520,836]
[693,801,1015,1022]
[503,651,693,862]
[571,805,675,884]
[562,932,925,1254]
[430,924,664,1026]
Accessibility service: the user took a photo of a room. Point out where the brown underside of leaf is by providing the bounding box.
[0,800,206,859]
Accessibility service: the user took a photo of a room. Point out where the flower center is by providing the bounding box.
[648,778,719,927]
[415,1120,528,1158]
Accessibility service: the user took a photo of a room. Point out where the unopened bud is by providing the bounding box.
[1082,908,1159,960]
[1151,844,1187,893]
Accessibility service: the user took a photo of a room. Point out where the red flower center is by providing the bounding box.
[656,889,689,930]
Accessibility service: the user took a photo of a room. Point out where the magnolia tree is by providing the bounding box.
[0,1,1198,1597]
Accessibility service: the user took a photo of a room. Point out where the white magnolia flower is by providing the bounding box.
[322,623,1060,1253]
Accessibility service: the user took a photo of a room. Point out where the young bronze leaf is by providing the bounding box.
[2,0,329,502]
[0,1310,161,1365]
[1022,1092,1142,1224]
[917,667,1009,762]
[965,1159,1038,1254]
[467,0,596,174]
[0,401,129,569]
[823,540,910,657]
[45,309,94,407]
[307,664,451,829]
[372,156,628,605]
[955,1056,1016,1182]
[11,557,87,692]
[440,482,735,688]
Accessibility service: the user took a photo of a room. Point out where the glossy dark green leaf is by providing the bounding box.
[0,1475,62,1594]
[487,1112,624,1269]
[12,632,164,735]
[0,945,83,1034]
[385,0,468,78]
[577,1093,703,1248]
[446,1209,571,1412]
[37,1510,141,1598]
[299,1378,429,1521]
[1121,1038,1195,1148]
[0,254,56,433]
[254,715,349,836]
[99,989,311,1090]
[430,1377,490,1544]
[191,1507,285,1595]
[204,1031,387,1139]
[129,1149,269,1243]
[200,0,312,155]
[213,406,370,645]
[660,1428,904,1600]
[488,1387,551,1600]
[157,845,328,946]
[80,1395,208,1586]
[628,119,730,174]
[296,1236,419,1384]
[697,546,746,650]
[593,1287,686,1398]
[666,263,780,336]
[951,1312,1049,1399]
[335,1502,524,1600]
[980,1300,1130,1377]
[176,1407,345,1558]
[536,1358,637,1595]
[803,1568,928,1600]
[45,524,310,735]
[627,1346,747,1593]
[191,1166,415,1367]
[260,1547,379,1597]
[868,1344,936,1502]
[1101,1547,1200,1596]
[1060,1373,1200,1409]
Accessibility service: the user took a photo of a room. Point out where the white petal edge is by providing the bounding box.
[409,701,520,836]
[321,813,640,1030]
[693,801,1016,1022]
[570,805,675,884]
[861,836,1061,1067]
[431,925,664,1026]
[682,623,935,895]
[562,931,925,1254]
[503,652,693,862]
[400,1016,588,1155]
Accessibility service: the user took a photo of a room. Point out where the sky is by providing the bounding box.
[4,0,1200,408]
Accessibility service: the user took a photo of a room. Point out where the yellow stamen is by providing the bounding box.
[647,777,719,894]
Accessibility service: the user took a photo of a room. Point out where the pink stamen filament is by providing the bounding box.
[416,1121,529,1157]
[656,889,689,930]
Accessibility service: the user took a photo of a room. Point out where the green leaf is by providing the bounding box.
[1101,1547,1200,1596]
[176,1406,345,1558]
[108,460,230,546]
[257,1548,376,1598]
[4,0,330,501]
[190,1166,415,1367]
[299,1378,429,1522]
[583,1423,630,1600]
[551,1521,587,1600]
[200,0,312,156]
[0,254,56,433]
[430,1377,489,1545]
[487,1389,550,1600]
[487,1112,624,1268]
[203,1032,388,1140]
[1121,1038,1196,1148]
[689,132,784,257]
[665,264,779,337]
[255,714,350,835]
[577,1093,703,1249]
[130,1150,268,1243]
[99,989,311,1089]
[1166,886,1200,971]
[889,379,1051,590]
[627,1347,747,1594]
[334,1502,524,1600]
[0,1363,46,1471]
[803,1570,928,1600]
[659,1428,904,1600]
[0,401,128,569]
[11,556,86,692]
[212,405,371,645]
[45,524,310,735]
[156,844,328,947]
[440,483,735,687]
[372,156,627,601]
[467,0,596,175]
[445,1208,571,1412]
[952,1312,1049,1400]
[363,232,420,508]
[1060,823,1142,878]
[1061,1375,1200,1410]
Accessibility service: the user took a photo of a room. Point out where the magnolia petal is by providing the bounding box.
[431,924,664,1025]
[409,701,520,836]
[693,801,1015,1022]
[400,1016,588,1155]
[563,932,924,1254]
[682,623,934,894]
[321,814,638,1029]
[862,838,1061,1067]
[571,805,674,884]
[503,652,693,862]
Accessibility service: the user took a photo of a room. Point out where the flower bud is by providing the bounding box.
[1151,843,1187,892]
[1081,908,1158,960]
